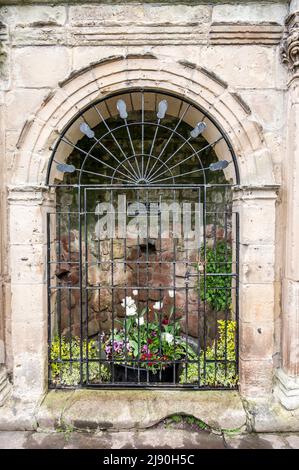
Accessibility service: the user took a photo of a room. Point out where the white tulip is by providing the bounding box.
[153,301,163,310]
[126,306,137,316]
[133,290,138,296]
[138,316,145,326]
[162,332,174,344]
[168,290,174,298]
[121,296,136,309]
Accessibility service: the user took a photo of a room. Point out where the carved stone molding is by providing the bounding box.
[275,368,299,410]
[0,366,11,407]
[7,185,55,206]
[281,12,299,72]
[211,22,283,45]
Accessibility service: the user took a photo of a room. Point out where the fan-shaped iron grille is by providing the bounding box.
[47,89,239,186]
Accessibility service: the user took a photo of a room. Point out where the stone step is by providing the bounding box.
[37,389,246,433]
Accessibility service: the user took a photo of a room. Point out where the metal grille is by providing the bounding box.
[47,90,239,389]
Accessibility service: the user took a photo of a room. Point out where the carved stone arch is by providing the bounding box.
[13,54,275,186]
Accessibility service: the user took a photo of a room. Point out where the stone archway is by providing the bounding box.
[8,54,278,402]
[14,54,274,186]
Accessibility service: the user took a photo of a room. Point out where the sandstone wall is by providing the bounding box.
[0,1,290,406]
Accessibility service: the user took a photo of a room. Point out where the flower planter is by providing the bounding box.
[113,363,180,383]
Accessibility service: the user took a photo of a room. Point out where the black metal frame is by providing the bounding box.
[47,89,240,390]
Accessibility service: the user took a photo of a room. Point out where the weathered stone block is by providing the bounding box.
[239,283,275,324]
[239,358,274,397]
[246,398,299,432]
[10,244,45,285]
[68,4,212,27]
[42,389,246,432]
[234,201,276,245]
[1,5,67,27]
[12,353,47,401]
[5,89,51,131]
[240,90,285,132]
[0,400,37,431]
[12,46,71,88]
[12,27,66,47]
[239,321,274,361]
[212,3,288,24]
[10,283,45,323]
[197,46,277,88]
[239,244,275,284]
[72,46,126,70]
[9,204,45,245]
[11,320,47,356]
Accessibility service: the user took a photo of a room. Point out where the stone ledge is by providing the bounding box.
[36,389,247,433]
[0,398,38,431]
[245,397,299,432]
[3,390,299,432]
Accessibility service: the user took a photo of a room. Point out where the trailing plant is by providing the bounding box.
[50,336,111,386]
[199,241,232,311]
[103,296,197,374]
[185,416,207,430]
[179,320,238,387]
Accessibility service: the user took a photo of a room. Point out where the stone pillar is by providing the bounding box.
[233,186,279,398]
[276,6,299,409]
[8,185,54,403]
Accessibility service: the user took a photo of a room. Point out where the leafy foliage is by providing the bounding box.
[179,320,238,387]
[200,241,232,311]
[185,416,207,430]
[50,336,111,386]
[167,414,208,431]
[171,414,183,424]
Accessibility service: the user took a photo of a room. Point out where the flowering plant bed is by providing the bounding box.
[179,320,238,387]
[50,336,111,386]
[103,296,197,381]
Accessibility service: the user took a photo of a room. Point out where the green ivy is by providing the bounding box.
[179,320,238,387]
[50,336,111,386]
[170,414,183,424]
[199,241,232,311]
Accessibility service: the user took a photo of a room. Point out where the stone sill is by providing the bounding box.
[36,389,247,433]
[3,390,299,432]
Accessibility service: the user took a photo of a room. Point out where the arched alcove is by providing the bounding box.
[8,55,278,400]
[46,88,239,389]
